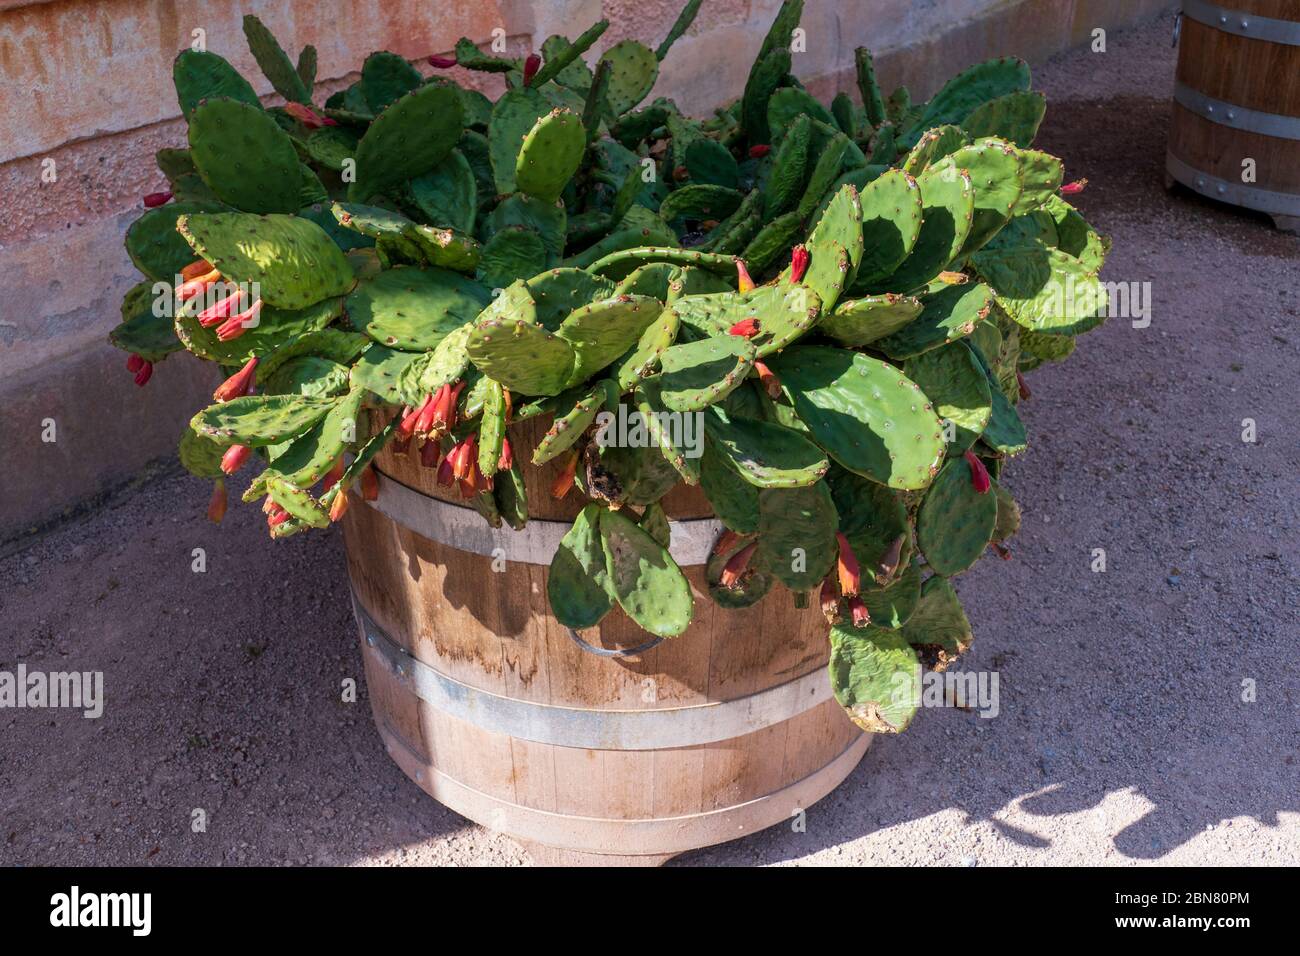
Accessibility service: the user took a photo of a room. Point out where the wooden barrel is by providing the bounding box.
[340,415,868,865]
[1167,0,1300,231]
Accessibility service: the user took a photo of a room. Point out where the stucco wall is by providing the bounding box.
[0,0,1171,539]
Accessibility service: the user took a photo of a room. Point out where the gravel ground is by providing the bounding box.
[1,10,1296,867]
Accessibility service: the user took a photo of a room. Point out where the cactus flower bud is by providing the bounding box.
[1060,178,1088,196]
[550,450,579,499]
[216,298,263,342]
[720,541,758,589]
[876,534,904,583]
[735,259,756,293]
[963,449,991,494]
[754,360,782,399]
[176,267,222,302]
[712,529,741,557]
[133,360,154,387]
[329,487,350,522]
[207,479,227,524]
[498,437,513,472]
[321,457,345,493]
[789,245,810,284]
[181,258,215,283]
[268,508,291,528]
[220,443,251,475]
[428,53,457,68]
[847,595,870,628]
[937,270,969,284]
[820,574,840,621]
[126,353,145,374]
[747,144,771,158]
[420,437,441,469]
[835,532,861,597]
[213,356,258,402]
[284,102,336,128]
[523,53,541,85]
[143,191,172,208]
[435,451,456,487]
[1017,371,1031,401]
[395,402,422,441]
[450,435,478,482]
[197,288,246,327]
[413,388,442,436]
[360,465,380,501]
[728,317,760,337]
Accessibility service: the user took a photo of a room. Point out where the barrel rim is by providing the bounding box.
[1183,0,1300,46]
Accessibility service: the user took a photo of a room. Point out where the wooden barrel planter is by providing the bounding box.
[1167,0,1300,231]
[339,416,868,865]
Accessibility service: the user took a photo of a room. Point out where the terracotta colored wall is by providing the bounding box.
[0,0,1173,539]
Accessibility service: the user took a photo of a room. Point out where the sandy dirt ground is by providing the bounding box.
[1,10,1297,867]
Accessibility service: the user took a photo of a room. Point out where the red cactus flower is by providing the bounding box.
[216,298,263,342]
[177,267,222,302]
[284,102,336,129]
[451,435,478,482]
[213,356,258,402]
[143,191,172,208]
[712,529,741,557]
[820,574,840,620]
[329,487,350,522]
[789,245,810,284]
[835,532,860,597]
[207,479,227,524]
[420,437,441,468]
[728,317,760,337]
[262,495,278,514]
[220,443,251,475]
[197,288,246,328]
[847,595,870,628]
[133,360,154,387]
[1017,371,1032,401]
[550,450,579,500]
[395,402,422,441]
[735,259,756,293]
[720,541,758,589]
[1060,178,1088,196]
[523,53,541,85]
[748,144,771,159]
[963,449,991,494]
[435,451,455,487]
[754,360,782,399]
[268,508,291,528]
[414,387,443,436]
[497,436,513,472]
[428,54,457,68]
[360,465,380,501]
[321,457,345,493]
[181,258,215,283]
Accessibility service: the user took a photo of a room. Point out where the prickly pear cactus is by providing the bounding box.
[115,0,1107,741]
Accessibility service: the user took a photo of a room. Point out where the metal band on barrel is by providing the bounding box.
[364,471,723,567]
[351,595,834,751]
[1175,82,1300,140]
[1167,151,1300,217]
[1183,0,1300,45]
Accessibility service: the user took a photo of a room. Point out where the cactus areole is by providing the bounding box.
[114,2,1108,738]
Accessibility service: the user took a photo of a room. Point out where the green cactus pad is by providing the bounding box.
[406,225,482,273]
[262,388,364,488]
[741,49,790,144]
[992,481,1021,542]
[703,407,829,488]
[514,108,586,203]
[947,138,1024,256]
[684,138,739,189]
[407,150,477,234]
[265,476,329,529]
[127,201,230,282]
[174,296,343,365]
[260,355,350,398]
[489,194,568,264]
[347,265,490,351]
[872,159,974,294]
[794,133,853,222]
[657,336,756,412]
[393,324,473,405]
[706,532,771,609]
[556,295,661,385]
[981,385,1027,454]
[916,455,997,576]
[349,83,464,203]
[659,185,745,224]
[598,507,693,637]
[548,505,616,629]
[478,227,548,289]
[848,169,923,290]
[904,341,992,455]
[768,87,837,142]
[533,381,611,465]
[178,212,354,309]
[563,207,678,269]
[488,87,551,195]
[590,441,682,506]
[242,14,310,104]
[820,294,924,347]
[858,558,922,629]
[827,466,912,587]
[615,306,680,389]
[475,379,508,476]
[359,51,422,112]
[1010,149,1064,215]
[901,125,968,177]
[597,40,660,115]
[532,20,608,89]
[903,56,1031,145]
[188,98,304,214]
[799,184,864,311]
[330,202,413,241]
[467,317,576,397]
[173,50,261,120]
[523,269,619,329]
[829,625,920,733]
[111,282,183,362]
[855,47,888,127]
[755,482,838,590]
[613,262,678,300]
[768,345,945,490]
[494,460,529,531]
[874,281,994,360]
[590,247,738,281]
[634,380,702,484]
[700,445,759,533]
[178,424,227,479]
[191,394,339,447]
[962,91,1046,148]
[899,574,973,670]
[764,113,812,220]
[1019,325,1077,364]
[348,344,420,404]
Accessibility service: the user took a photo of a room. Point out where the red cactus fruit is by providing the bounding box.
[497,436,513,472]
[207,479,227,524]
[428,54,457,68]
[835,531,860,597]
[728,317,760,337]
[1060,178,1088,196]
[523,53,541,85]
[420,437,441,469]
[789,244,810,284]
[963,449,991,494]
[133,360,154,387]
[220,443,251,475]
[360,465,380,501]
[126,354,144,374]
[747,144,771,158]
[213,356,258,402]
[847,595,870,627]
[143,191,172,208]
[720,541,758,589]
[754,360,782,399]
